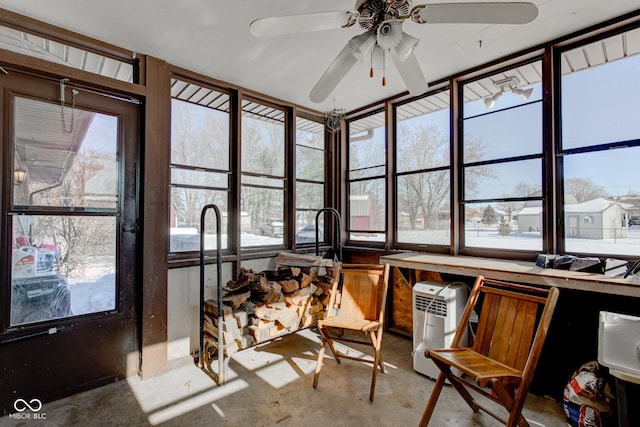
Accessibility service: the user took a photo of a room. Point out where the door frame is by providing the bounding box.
[0,68,141,414]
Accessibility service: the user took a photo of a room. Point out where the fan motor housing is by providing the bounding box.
[356,0,412,32]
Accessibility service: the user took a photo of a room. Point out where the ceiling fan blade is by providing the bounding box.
[309,42,358,103]
[414,2,538,25]
[390,50,428,97]
[250,11,353,37]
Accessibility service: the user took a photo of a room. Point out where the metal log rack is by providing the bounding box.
[315,207,342,262]
[198,204,226,384]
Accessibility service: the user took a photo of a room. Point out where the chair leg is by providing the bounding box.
[313,338,326,389]
[319,327,341,364]
[369,356,378,402]
[369,330,385,373]
[325,337,341,364]
[446,374,480,413]
[508,393,530,427]
[419,372,446,427]
[490,379,529,427]
[369,347,381,401]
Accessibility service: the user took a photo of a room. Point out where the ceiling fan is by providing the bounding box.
[250,1,538,103]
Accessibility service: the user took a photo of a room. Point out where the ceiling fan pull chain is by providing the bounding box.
[382,49,387,86]
[370,47,375,78]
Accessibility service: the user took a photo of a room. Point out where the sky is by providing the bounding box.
[385,53,640,199]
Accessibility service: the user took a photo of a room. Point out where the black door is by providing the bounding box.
[0,70,140,414]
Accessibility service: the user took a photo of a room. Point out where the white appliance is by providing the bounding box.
[412,281,467,379]
[598,311,640,376]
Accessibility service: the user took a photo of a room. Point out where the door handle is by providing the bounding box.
[123,219,139,233]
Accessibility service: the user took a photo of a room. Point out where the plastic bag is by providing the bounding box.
[563,361,614,427]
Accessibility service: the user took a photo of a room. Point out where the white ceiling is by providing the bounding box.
[0,0,638,113]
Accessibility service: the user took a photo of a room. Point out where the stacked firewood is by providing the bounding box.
[203,256,334,360]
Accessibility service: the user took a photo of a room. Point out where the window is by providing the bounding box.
[347,110,386,242]
[560,28,640,256]
[170,79,230,254]
[241,100,286,248]
[11,96,119,325]
[295,117,326,245]
[395,90,451,247]
[461,61,543,252]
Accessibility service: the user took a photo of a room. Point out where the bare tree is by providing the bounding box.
[28,150,115,277]
[514,182,542,198]
[565,177,607,203]
[240,117,284,229]
[171,101,229,229]
[396,124,491,229]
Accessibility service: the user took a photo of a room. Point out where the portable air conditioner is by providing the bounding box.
[412,281,468,379]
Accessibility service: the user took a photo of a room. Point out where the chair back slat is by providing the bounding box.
[487,296,520,363]
[338,264,388,322]
[472,279,551,371]
[473,293,500,355]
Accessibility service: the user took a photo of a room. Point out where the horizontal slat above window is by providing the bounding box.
[171,79,230,112]
[0,25,134,82]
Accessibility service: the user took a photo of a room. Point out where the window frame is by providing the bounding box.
[345,107,388,247]
[168,77,233,260]
[555,24,640,258]
[294,113,329,248]
[392,88,452,252]
[239,96,288,251]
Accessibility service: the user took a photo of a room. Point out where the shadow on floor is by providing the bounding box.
[0,330,567,426]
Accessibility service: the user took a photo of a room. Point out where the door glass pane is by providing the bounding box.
[10,215,116,325]
[13,96,118,209]
[10,95,119,326]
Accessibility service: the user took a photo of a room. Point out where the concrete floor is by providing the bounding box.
[1,329,568,426]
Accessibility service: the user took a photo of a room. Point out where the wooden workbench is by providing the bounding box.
[379,251,640,399]
[380,252,640,297]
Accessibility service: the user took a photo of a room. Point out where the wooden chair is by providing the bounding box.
[419,276,559,427]
[313,263,390,401]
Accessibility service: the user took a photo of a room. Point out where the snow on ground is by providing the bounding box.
[69,229,640,315]
[69,273,115,315]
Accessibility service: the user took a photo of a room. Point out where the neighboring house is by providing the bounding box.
[517,205,543,233]
[350,194,375,230]
[518,198,630,239]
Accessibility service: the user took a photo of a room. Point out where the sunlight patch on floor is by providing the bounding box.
[146,379,249,425]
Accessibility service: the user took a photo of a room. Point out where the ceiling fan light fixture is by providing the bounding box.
[348,31,376,61]
[395,32,419,62]
[370,45,385,71]
[376,20,403,50]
